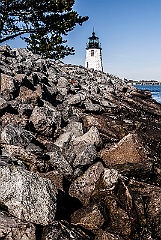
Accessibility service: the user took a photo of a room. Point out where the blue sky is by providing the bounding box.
[4,0,161,81]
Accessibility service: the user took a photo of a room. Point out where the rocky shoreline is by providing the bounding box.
[0,45,161,240]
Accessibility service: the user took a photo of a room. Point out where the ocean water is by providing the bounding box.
[134,85,161,104]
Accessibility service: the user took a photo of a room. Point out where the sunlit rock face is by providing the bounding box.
[0,45,161,240]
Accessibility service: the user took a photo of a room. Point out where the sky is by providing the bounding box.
[4,0,161,81]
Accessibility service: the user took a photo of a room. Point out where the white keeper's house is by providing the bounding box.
[85,30,103,72]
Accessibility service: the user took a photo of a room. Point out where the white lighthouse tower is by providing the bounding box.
[85,30,103,71]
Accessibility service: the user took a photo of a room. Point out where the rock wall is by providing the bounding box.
[0,45,161,240]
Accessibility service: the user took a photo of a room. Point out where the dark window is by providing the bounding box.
[91,50,94,56]
[87,62,88,68]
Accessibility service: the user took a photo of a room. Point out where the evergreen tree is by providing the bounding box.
[0,0,88,59]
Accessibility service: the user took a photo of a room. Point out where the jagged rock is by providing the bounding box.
[55,121,83,148]
[90,173,133,238]
[100,133,148,166]
[72,141,97,168]
[91,169,128,202]
[73,126,102,148]
[101,168,121,190]
[0,149,26,168]
[0,165,57,225]
[26,142,43,154]
[56,102,72,121]
[54,132,72,148]
[32,71,47,84]
[7,99,20,111]
[2,143,47,172]
[14,73,27,84]
[69,162,104,205]
[63,121,84,139]
[21,75,36,90]
[83,114,119,143]
[71,203,105,230]
[42,220,93,240]
[1,123,34,147]
[115,161,153,183]
[42,84,57,103]
[18,85,42,104]
[47,145,73,176]
[0,97,8,115]
[84,99,103,112]
[0,210,36,240]
[115,180,133,216]
[0,45,12,55]
[57,76,69,96]
[47,68,58,83]
[100,99,117,108]
[155,165,161,186]
[1,74,18,100]
[29,105,61,137]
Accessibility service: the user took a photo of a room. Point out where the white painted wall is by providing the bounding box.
[85,48,103,71]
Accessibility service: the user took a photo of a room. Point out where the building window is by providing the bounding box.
[91,50,94,56]
[87,62,88,68]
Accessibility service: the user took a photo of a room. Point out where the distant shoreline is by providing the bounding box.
[127,80,161,85]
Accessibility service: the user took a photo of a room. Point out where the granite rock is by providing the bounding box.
[73,126,102,148]
[29,105,61,137]
[1,123,34,147]
[0,165,57,225]
[100,133,148,167]
[71,203,105,230]
[47,145,73,176]
[69,162,104,205]
[0,210,36,240]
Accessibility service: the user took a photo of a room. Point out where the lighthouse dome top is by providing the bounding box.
[86,31,101,49]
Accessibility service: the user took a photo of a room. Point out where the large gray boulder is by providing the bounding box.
[0,165,57,225]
